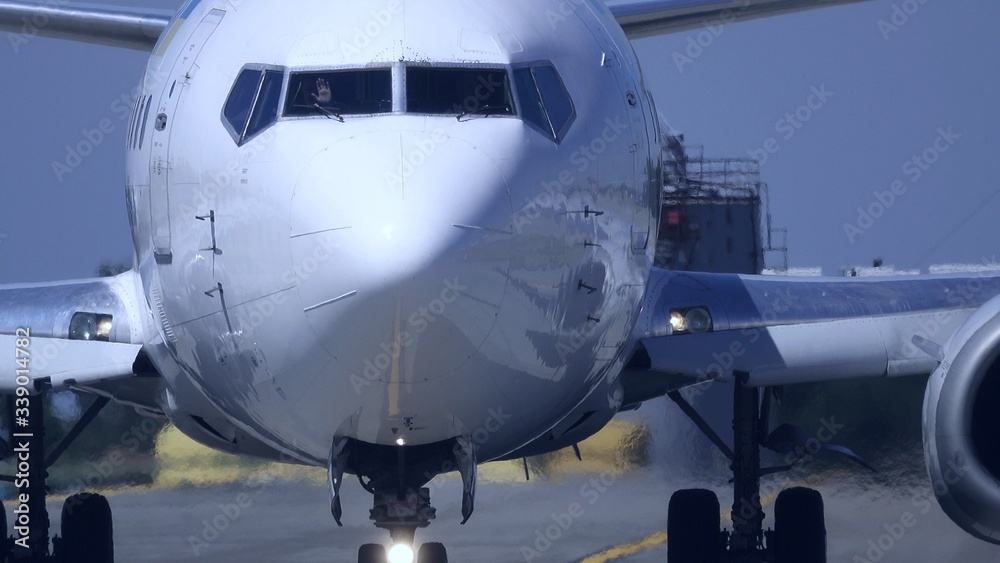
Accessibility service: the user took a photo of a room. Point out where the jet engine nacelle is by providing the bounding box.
[924,293,1000,544]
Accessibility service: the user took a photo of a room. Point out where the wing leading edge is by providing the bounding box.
[0,271,153,394]
[608,0,872,38]
[0,1,172,51]
[621,268,1000,407]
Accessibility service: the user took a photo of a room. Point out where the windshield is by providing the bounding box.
[224,67,284,145]
[284,69,392,117]
[406,67,514,116]
[512,64,575,142]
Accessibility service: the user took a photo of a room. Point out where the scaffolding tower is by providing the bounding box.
[657,139,786,275]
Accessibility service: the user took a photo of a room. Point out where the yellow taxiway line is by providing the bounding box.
[580,492,783,563]
[580,531,668,563]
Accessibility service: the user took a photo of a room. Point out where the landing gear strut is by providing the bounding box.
[666,373,826,563]
[0,389,117,562]
[331,437,472,563]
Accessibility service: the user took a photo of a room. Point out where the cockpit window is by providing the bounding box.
[224,69,262,142]
[222,63,574,144]
[512,64,575,142]
[223,67,283,146]
[533,65,574,136]
[513,69,549,137]
[284,70,392,117]
[406,67,514,116]
[246,71,283,139]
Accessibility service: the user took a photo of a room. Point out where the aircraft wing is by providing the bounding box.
[0,0,876,50]
[0,271,154,394]
[607,0,873,38]
[0,1,172,51]
[621,267,1000,406]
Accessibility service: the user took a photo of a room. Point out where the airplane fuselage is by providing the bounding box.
[125,0,660,466]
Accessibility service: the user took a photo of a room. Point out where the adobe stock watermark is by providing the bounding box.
[422,406,514,494]
[51,121,115,183]
[219,0,398,57]
[382,69,506,193]
[520,472,618,562]
[513,115,629,234]
[693,287,796,384]
[337,1,403,57]
[6,0,73,53]
[671,285,798,404]
[543,0,593,30]
[732,416,848,528]
[878,0,930,42]
[383,128,449,193]
[51,67,171,183]
[897,256,1000,358]
[384,68,510,191]
[188,481,267,557]
[350,278,469,394]
[569,116,630,174]
[29,337,70,373]
[843,126,960,244]
[852,459,969,562]
[555,321,603,367]
[385,66,515,192]
[178,127,278,219]
[188,440,309,556]
[228,233,341,351]
[61,413,164,494]
[188,445,313,557]
[747,85,835,166]
[672,0,751,73]
[453,408,513,455]
[453,73,505,116]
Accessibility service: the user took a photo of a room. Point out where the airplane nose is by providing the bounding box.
[289,131,513,382]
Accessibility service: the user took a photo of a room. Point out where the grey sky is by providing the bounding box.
[634,0,1000,273]
[1,0,997,284]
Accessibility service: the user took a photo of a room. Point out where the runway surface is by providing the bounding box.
[19,387,1000,562]
[53,467,1000,562]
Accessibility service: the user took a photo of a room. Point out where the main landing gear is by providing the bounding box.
[666,373,862,563]
[0,389,117,562]
[329,436,477,563]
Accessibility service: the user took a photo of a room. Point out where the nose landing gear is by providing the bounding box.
[369,488,438,563]
[331,438,472,563]
[358,535,449,563]
[356,489,448,563]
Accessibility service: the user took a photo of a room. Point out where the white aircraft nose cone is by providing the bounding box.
[290,131,513,383]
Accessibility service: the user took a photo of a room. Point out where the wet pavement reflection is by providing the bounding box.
[25,377,1000,561]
